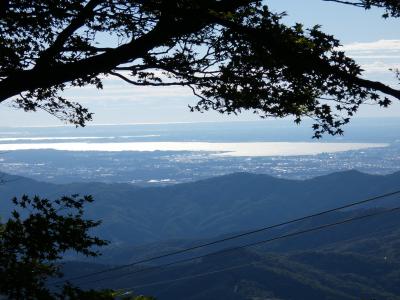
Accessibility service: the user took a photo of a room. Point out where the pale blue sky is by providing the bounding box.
[268,0,399,43]
[0,0,399,127]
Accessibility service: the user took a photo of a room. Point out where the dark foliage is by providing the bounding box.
[0,1,398,136]
[0,194,108,299]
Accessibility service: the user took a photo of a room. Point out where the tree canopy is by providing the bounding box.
[0,0,399,136]
[0,194,155,299]
[0,194,109,299]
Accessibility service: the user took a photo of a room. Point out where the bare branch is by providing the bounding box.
[108,71,191,86]
[322,0,364,7]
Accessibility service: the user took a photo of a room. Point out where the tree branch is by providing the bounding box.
[35,0,103,67]
[322,0,364,7]
[0,19,173,101]
[108,71,191,86]
[0,0,253,102]
[212,15,400,101]
[353,76,400,99]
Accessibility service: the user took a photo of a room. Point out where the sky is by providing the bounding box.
[0,0,399,127]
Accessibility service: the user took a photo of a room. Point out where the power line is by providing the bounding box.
[84,219,398,289]
[118,206,400,291]
[53,189,400,285]
[87,206,400,286]
[124,262,259,290]
[72,198,400,284]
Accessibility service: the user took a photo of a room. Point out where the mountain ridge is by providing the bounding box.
[1,170,399,245]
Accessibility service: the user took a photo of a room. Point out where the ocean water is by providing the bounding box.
[0,141,388,157]
[0,118,398,150]
[2,118,400,138]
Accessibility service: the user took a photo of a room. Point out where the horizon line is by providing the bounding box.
[0,116,399,129]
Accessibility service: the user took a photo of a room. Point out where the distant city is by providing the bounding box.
[0,120,398,185]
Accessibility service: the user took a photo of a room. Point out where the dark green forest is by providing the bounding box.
[2,170,400,299]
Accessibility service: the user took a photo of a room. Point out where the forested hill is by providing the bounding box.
[63,208,400,300]
[0,170,399,245]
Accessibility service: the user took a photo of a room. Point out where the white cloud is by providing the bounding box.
[336,39,400,79]
[360,61,400,74]
[340,39,400,52]
[350,55,400,59]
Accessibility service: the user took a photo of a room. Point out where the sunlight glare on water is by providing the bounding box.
[0,142,388,157]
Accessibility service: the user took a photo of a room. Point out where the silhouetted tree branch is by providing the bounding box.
[0,194,109,299]
[322,0,400,17]
[0,0,398,136]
